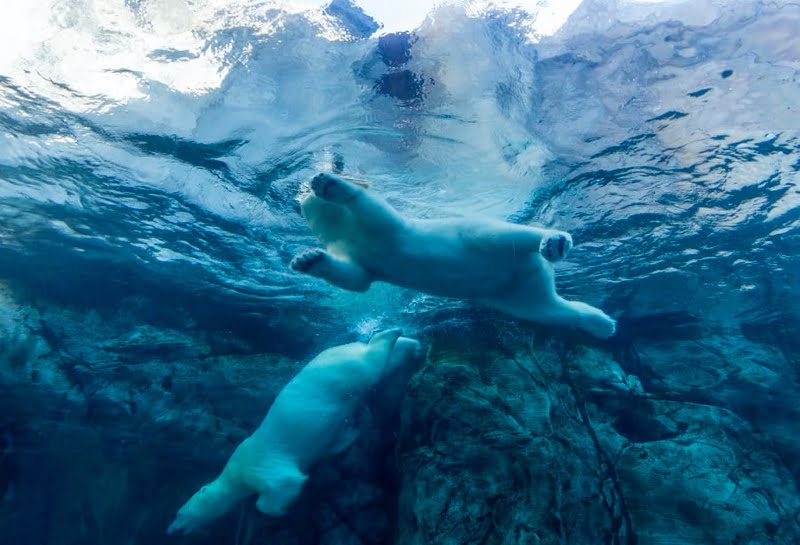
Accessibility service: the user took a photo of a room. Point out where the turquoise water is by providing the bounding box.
[1,1,799,544]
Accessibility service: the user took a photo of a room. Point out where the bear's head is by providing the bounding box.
[391,337,424,368]
[166,479,241,536]
[369,336,424,418]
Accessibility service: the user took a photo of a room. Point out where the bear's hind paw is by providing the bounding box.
[540,231,573,263]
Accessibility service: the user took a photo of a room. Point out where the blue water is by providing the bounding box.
[0,0,799,542]
[2,0,797,349]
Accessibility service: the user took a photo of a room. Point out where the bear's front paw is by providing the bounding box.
[540,231,573,263]
[290,248,327,273]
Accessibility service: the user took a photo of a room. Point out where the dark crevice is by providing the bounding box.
[559,350,636,545]
[325,499,369,545]
[433,485,458,538]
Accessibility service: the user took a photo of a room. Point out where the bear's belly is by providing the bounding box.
[252,386,359,470]
[379,261,511,298]
[352,230,519,299]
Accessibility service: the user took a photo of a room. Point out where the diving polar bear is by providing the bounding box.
[167,329,423,535]
[291,173,616,339]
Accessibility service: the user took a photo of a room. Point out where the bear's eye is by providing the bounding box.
[200,487,207,494]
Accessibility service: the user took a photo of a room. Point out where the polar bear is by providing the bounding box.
[290,173,615,338]
[166,329,423,535]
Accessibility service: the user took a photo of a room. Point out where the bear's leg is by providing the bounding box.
[310,173,404,231]
[544,297,616,338]
[290,248,372,292]
[472,221,573,262]
[255,466,308,517]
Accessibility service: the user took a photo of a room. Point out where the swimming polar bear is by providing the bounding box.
[166,329,423,535]
[290,173,615,339]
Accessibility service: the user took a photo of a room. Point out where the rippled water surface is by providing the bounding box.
[2,1,798,347]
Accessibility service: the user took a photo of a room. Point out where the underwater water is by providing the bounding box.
[1,0,799,543]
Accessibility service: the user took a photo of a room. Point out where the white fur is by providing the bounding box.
[291,173,615,339]
[167,329,422,535]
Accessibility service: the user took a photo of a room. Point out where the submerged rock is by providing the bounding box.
[0,285,400,545]
[396,329,800,545]
[2,283,799,544]
[396,338,623,545]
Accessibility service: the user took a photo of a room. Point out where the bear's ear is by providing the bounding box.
[368,328,402,352]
